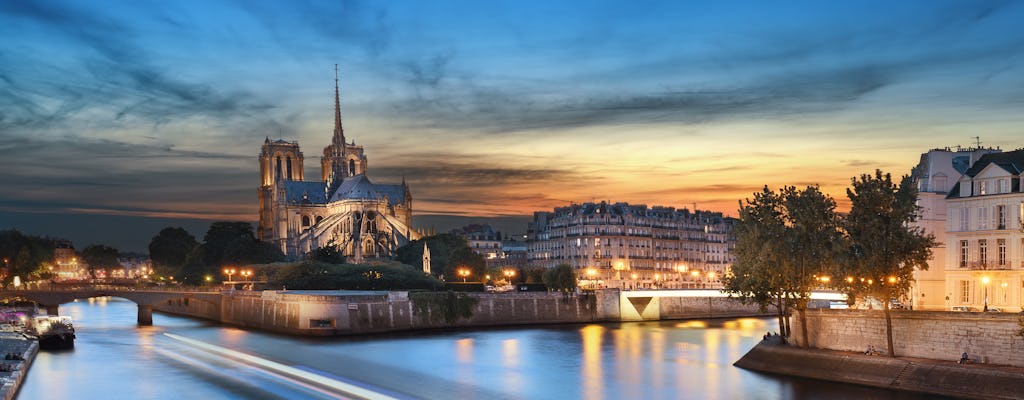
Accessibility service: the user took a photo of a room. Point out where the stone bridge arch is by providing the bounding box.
[0,289,222,326]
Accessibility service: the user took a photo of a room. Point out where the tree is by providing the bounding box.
[724,186,791,337]
[148,227,198,275]
[542,264,577,295]
[723,185,841,345]
[838,170,935,357]
[395,234,485,281]
[0,230,56,283]
[309,239,346,264]
[80,244,121,277]
[782,185,841,347]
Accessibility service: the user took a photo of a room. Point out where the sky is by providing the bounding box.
[2,0,1024,252]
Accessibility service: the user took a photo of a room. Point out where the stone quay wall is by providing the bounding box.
[154,289,766,336]
[736,342,1024,399]
[792,309,1024,367]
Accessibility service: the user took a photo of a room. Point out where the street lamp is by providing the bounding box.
[223,267,236,283]
[458,268,470,282]
[981,276,990,311]
[503,269,516,282]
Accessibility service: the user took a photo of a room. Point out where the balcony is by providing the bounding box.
[963,261,1013,271]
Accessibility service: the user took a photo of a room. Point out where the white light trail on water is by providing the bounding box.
[163,333,399,400]
[153,345,345,399]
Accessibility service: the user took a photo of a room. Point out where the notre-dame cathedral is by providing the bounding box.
[257,70,420,261]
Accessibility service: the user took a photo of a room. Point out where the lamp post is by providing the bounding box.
[458,268,470,282]
[981,276,990,312]
[241,270,253,290]
[223,267,236,283]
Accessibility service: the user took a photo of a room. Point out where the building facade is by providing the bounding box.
[450,224,503,260]
[945,149,1024,312]
[257,72,419,261]
[908,147,999,310]
[527,202,735,289]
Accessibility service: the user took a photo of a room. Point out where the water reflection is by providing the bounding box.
[580,325,603,400]
[17,298,950,400]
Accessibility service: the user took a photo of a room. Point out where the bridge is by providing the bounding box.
[0,286,223,325]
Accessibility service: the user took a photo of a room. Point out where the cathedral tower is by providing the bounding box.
[321,65,368,188]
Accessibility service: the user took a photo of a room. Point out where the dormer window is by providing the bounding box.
[978,180,987,195]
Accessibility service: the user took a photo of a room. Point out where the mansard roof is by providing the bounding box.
[283,181,328,204]
[962,150,1024,177]
[947,149,1024,199]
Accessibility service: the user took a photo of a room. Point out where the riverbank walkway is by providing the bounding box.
[0,335,38,400]
[737,339,1024,399]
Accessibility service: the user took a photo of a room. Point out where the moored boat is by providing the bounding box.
[30,315,75,350]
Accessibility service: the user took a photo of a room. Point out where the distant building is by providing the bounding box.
[908,146,1000,310]
[450,224,503,260]
[257,70,419,261]
[51,240,82,280]
[117,253,152,279]
[945,148,1024,312]
[497,239,529,269]
[527,201,735,289]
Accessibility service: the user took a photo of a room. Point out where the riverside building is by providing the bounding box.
[908,146,1000,310]
[527,201,735,289]
[945,149,1024,312]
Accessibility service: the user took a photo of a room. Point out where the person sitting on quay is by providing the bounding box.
[959,352,970,364]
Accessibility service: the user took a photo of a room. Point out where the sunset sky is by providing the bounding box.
[2,1,1024,251]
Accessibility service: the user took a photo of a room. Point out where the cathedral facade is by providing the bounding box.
[257,73,419,261]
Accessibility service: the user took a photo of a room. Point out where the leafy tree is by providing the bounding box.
[724,186,791,337]
[446,246,486,281]
[724,185,842,345]
[170,222,284,285]
[267,260,442,290]
[80,244,121,277]
[0,230,56,283]
[309,240,346,264]
[542,264,577,295]
[395,234,485,281]
[517,266,547,284]
[838,170,935,357]
[782,185,841,347]
[148,227,198,275]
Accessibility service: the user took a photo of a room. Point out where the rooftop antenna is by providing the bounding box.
[973,136,982,148]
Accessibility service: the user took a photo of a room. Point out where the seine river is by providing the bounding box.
[18,297,943,400]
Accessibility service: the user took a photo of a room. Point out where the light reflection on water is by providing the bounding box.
[18,297,947,400]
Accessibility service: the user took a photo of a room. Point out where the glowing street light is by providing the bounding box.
[981,275,990,312]
[503,269,516,281]
[458,268,470,282]
[223,267,236,282]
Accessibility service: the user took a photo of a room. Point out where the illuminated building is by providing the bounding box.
[945,148,1024,312]
[527,201,734,289]
[908,146,999,310]
[257,69,419,260]
[451,224,503,260]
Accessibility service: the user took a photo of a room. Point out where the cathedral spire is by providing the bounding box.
[333,64,345,149]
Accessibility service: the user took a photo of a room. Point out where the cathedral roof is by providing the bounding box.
[283,181,328,204]
[326,174,407,206]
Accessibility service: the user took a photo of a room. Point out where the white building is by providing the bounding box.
[908,147,999,310]
[945,149,1024,312]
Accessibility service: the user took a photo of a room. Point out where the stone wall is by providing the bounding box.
[793,309,1024,367]
[736,342,1024,399]
[155,289,767,336]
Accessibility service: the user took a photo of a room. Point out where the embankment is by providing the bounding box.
[736,342,1024,400]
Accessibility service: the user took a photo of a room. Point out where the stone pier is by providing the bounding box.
[137,305,153,326]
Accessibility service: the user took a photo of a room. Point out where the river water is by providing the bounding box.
[17,297,943,400]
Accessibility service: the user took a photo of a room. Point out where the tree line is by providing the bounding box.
[723,169,935,357]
